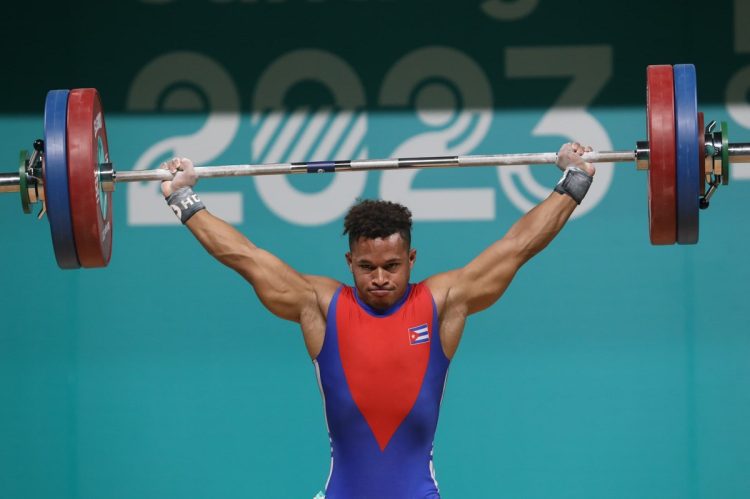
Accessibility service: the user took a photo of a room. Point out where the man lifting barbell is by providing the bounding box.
[1,62,749,497]
[158,142,595,498]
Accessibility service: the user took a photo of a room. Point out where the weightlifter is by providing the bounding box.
[160,142,595,498]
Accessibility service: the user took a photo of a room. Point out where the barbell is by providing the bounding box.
[1,64,749,270]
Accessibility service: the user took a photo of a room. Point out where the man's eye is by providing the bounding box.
[385,263,399,271]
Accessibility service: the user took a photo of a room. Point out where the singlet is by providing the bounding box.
[313,283,451,498]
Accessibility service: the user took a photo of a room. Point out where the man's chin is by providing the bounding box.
[366,291,395,309]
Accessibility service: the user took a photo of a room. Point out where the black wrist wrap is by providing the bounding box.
[553,166,593,205]
[166,187,205,224]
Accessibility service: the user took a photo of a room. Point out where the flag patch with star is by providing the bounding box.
[408,324,430,345]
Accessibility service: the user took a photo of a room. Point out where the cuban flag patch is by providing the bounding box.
[408,324,430,345]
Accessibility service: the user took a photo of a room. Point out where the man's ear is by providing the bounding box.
[345,252,353,271]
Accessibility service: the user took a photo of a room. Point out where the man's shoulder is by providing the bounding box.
[421,269,462,303]
[303,275,344,315]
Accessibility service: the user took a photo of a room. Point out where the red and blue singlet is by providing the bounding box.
[313,283,450,498]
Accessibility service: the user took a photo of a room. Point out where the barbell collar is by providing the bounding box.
[99,162,115,192]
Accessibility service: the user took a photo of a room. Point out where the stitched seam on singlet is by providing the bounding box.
[313,285,344,363]
[425,283,451,363]
[312,285,342,491]
[430,365,451,493]
[313,360,334,492]
[429,296,450,493]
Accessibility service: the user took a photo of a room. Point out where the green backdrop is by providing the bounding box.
[2,1,750,498]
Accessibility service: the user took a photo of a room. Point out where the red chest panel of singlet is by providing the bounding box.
[337,286,432,451]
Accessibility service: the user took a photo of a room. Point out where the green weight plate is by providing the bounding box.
[19,150,30,214]
[721,121,729,186]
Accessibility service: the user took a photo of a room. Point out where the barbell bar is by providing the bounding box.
[1,64,750,269]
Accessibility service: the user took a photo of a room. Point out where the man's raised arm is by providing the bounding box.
[426,142,595,321]
[159,157,338,325]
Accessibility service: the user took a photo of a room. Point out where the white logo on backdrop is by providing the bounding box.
[480,0,538,20]
[499,46,614,219]
[251,49,368,226]
[126,51,243,225]
[726,0,750,180]
[126,46,620,227]
[379,47,495,221]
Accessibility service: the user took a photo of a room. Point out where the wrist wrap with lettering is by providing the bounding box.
[166,187,205,224]
[553,166,593,205]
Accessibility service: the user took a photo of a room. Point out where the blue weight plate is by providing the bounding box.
[44,89,80,268]
[673,64,699,244]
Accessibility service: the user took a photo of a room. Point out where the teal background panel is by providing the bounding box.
[2,0,750,498]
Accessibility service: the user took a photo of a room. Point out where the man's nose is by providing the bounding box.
[372,268,388,286]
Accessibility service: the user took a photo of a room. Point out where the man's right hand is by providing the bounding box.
[160,157,198,197]
[556,142,595,176]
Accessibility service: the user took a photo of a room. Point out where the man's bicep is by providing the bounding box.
[450,237,526,315]
[423,269,463,315]
[185,211,320,322]
[301,274,342,319]
[233,248,319,322]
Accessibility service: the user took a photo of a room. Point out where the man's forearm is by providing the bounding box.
[504,192,578,263]
[158,157,317,323]
[185,210,257,269]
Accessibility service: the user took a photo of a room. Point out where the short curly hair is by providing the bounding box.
[343,199,412,249]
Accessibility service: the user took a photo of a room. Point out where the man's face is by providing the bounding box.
[346,233,416,311]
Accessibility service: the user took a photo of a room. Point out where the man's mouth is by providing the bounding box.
[369,289,393,297]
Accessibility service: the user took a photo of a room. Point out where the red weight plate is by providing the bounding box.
[646,65,677,245]
[67,88,113,267]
